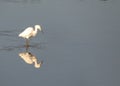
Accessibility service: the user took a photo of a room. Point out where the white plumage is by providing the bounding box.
[18,25,42,46]
[19,25,42,39]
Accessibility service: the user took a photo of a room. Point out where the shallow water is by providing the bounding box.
[0,0,120,86]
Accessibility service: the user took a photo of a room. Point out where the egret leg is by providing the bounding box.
[26,39,29,47]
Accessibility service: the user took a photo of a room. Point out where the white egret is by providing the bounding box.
[19,52,43,68]
[18,25,43,46]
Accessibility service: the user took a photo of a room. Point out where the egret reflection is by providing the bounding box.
[19,45,43,68]
[0,43,43,68]
[19,51,43,68]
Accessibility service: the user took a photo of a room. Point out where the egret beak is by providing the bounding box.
[41,29,44,34]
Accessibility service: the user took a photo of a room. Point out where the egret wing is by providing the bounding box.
[19,27,33,38]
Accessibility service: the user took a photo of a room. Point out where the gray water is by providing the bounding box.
[0,0,120,86]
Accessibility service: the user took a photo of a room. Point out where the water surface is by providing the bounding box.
[0,0,120,86]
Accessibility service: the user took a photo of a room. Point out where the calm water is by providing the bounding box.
[0,0,120,86]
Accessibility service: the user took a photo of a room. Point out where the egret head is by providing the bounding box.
[35,25,44,33]
[34,60,43,68]
[35,25,42,31]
